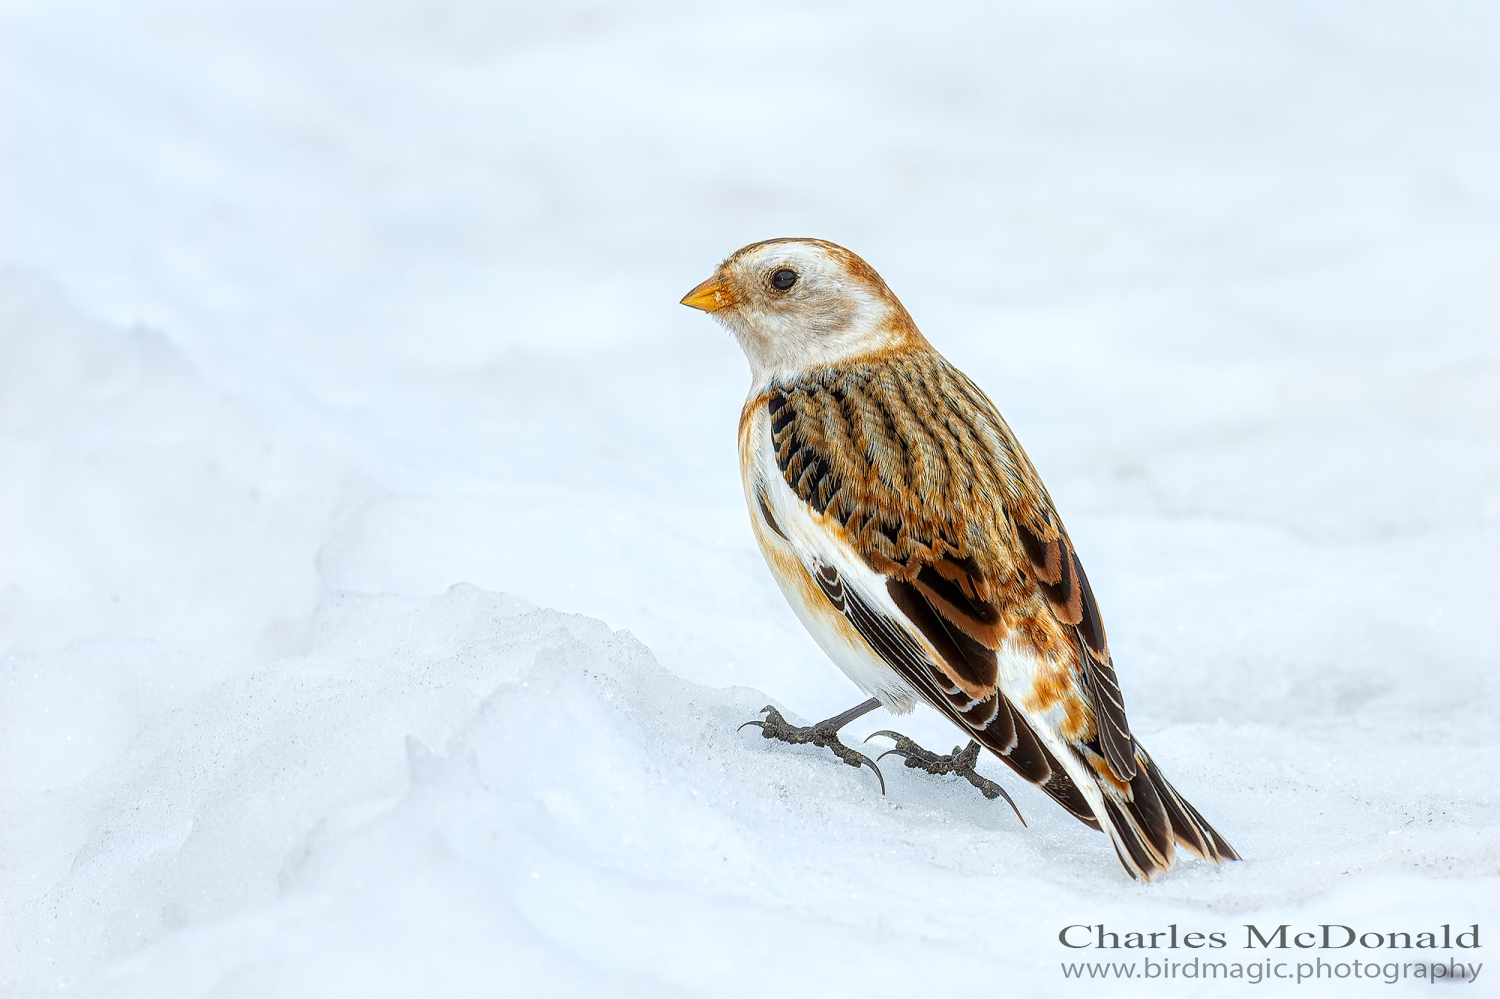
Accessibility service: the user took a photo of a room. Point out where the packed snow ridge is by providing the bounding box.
[5,585,1492,997]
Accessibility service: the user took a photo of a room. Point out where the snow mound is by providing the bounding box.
[5,586,1491,998]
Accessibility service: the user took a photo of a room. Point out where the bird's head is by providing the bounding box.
[681,238,926,385]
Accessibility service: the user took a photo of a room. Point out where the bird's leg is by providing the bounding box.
[738,697,886,793]
[865,732,1022,819]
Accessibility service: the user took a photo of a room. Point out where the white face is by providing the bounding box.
[682,239,916,387]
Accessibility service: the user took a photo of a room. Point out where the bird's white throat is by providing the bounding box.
[717,290,905,390]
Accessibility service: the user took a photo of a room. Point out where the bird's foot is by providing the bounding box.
[739,706,885,794]
[866,732,1008,802]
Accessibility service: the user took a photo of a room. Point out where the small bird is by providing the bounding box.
[681,238,1238,880]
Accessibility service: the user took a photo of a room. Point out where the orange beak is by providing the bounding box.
[680,275,737,313]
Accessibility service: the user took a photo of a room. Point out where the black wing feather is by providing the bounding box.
[813,560,1096,827]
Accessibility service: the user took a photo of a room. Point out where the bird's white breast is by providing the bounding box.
[737,399,920,714]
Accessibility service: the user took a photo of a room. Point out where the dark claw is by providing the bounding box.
[738,706,886,794]
[830,748,886,795]
[865,731,1025,825]
[866,729,927,763]
[736,705,779,733]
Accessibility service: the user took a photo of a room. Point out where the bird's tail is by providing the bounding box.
[1090,744,1240,881]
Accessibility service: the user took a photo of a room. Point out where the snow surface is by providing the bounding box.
[3,0,1496,995]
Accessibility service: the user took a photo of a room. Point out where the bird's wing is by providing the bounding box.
[748,352,1243,878]
[749,355,1145,822]
[764,356,1134,762]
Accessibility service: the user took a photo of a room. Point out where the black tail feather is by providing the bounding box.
[1140,748,1241,863]
[1090,743,1240,880]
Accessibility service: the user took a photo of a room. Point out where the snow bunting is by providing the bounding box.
[682,238,1238,881]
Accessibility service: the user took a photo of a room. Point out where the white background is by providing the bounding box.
[3,1,1495,995]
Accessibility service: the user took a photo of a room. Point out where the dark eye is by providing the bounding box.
[770,268,798,291]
